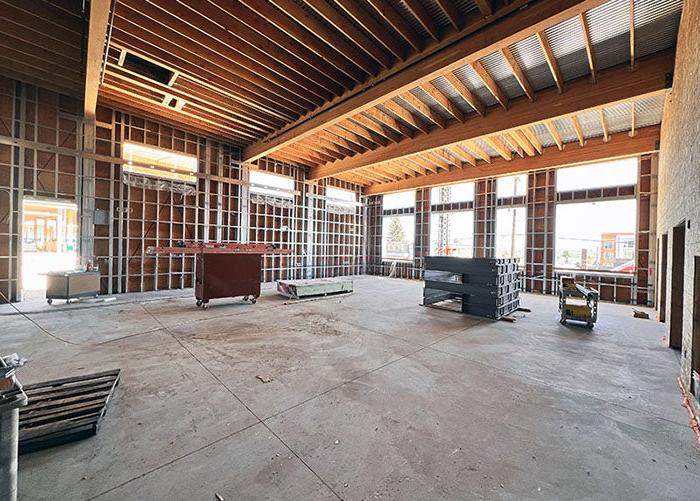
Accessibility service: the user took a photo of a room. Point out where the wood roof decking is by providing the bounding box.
[334,92,666,191]
[0,0,680,190]
[0,0,87,98]
[100,0,527,146]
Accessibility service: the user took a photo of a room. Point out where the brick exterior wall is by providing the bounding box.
[656,0,700,410]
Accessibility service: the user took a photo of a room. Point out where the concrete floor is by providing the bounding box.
[3,275,699,500]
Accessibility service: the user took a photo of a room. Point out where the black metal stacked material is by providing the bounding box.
[422,257,521,320]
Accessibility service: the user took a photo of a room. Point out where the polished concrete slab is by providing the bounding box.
[4,276,698,500]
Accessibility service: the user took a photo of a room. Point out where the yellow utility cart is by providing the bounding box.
[558,276,598,328]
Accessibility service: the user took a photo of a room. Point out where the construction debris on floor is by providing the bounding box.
[276,278,354,300]
[422,256,521,319]
[18,369,121,454]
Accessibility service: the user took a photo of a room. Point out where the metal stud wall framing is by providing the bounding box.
[0,78,82,301]
[366,154,657,305]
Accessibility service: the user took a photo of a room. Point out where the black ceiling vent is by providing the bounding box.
[122,52,173,85]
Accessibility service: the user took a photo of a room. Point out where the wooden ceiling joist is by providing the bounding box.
[537,31,564,93]
[365,125,660,194]
[472,61,508,109]
[307,50,672,180]
[268,0,379,76]
[501,47,535,102]
[335,0,406,61]
[243,0,609,162]
[579,13,597,82]
[366,0,422,52]
[443,72,486,116]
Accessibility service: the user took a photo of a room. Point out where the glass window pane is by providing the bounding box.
[430,182,474,204]
[495,207,527,263]
[430,211,474,257]
[326,186,356,202]
[496,174,527,198]
[555,199,637,272]
[383,190,416,210]
[249,170,295,199]
[122,142,198,183]
[556,158,637,192]
[382,215,415,261]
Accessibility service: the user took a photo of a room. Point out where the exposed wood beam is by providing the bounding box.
[571,115,585,146]
[464,140,492,164]
[485,136,512,161]
[243,0,608,162]
[446,144,477,166]
[364,108,415,138]
[84,0,111,119]
[501,47,534,101]
[268,0,378,76]
[238,0,365,83]
[366,125,660,194]
[351,113,400,142]
[630,0,635,69]
[309,51,672,179]
[329,124,375,150]
[579,13,597,82]
[509,130,535,156]
[472,60,509,109]
[473,0,494,17]
[335,0,406,60]
[522,127,543,154]
[338,119,388,146]
[599,109,609,142]
[545,120,564,150]
[400,92,447,128]
[444,72,486,116]
[367,0,422,52]
[503,133,525,158]
[629,101,636,137]
[303,0,392,69]
[420,82,465,121]
[537,31,563,93]
[435,0,462,30]
[383,100,431,134]
[403,0,440,41]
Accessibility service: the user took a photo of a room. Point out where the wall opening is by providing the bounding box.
[670,222,685,349]
[659,233,668,322]
[22,199,78,292]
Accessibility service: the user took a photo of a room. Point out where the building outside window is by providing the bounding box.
[382,191,416,261]
[555,199,637,272]
[429,211,474,257]
[495,207,527,262]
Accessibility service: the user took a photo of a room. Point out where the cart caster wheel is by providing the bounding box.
[586,322,593,329]
[560,319,566,325]
[196,300,202,307]
[243,295,249,301]
[202,302,209,310]
[47,298,53,305]
[250,297,257,304]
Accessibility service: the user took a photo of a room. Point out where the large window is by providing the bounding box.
[430,182,474,204]
[555,199,637,272]
[557,158,637,192]
[430,211,474,257]
[381,190,416,261]
[382,215,415,261]
[382,190,416,210]
[496,174,527,198]
[495,207,527,262]
[249,170,295,199]
[122,142,198,183]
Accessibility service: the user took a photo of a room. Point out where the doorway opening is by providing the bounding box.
[21,199,78,293]
[659,233,668,322]
[669,223,685,349]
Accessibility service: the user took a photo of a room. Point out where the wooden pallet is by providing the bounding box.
[18,369,121,454]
